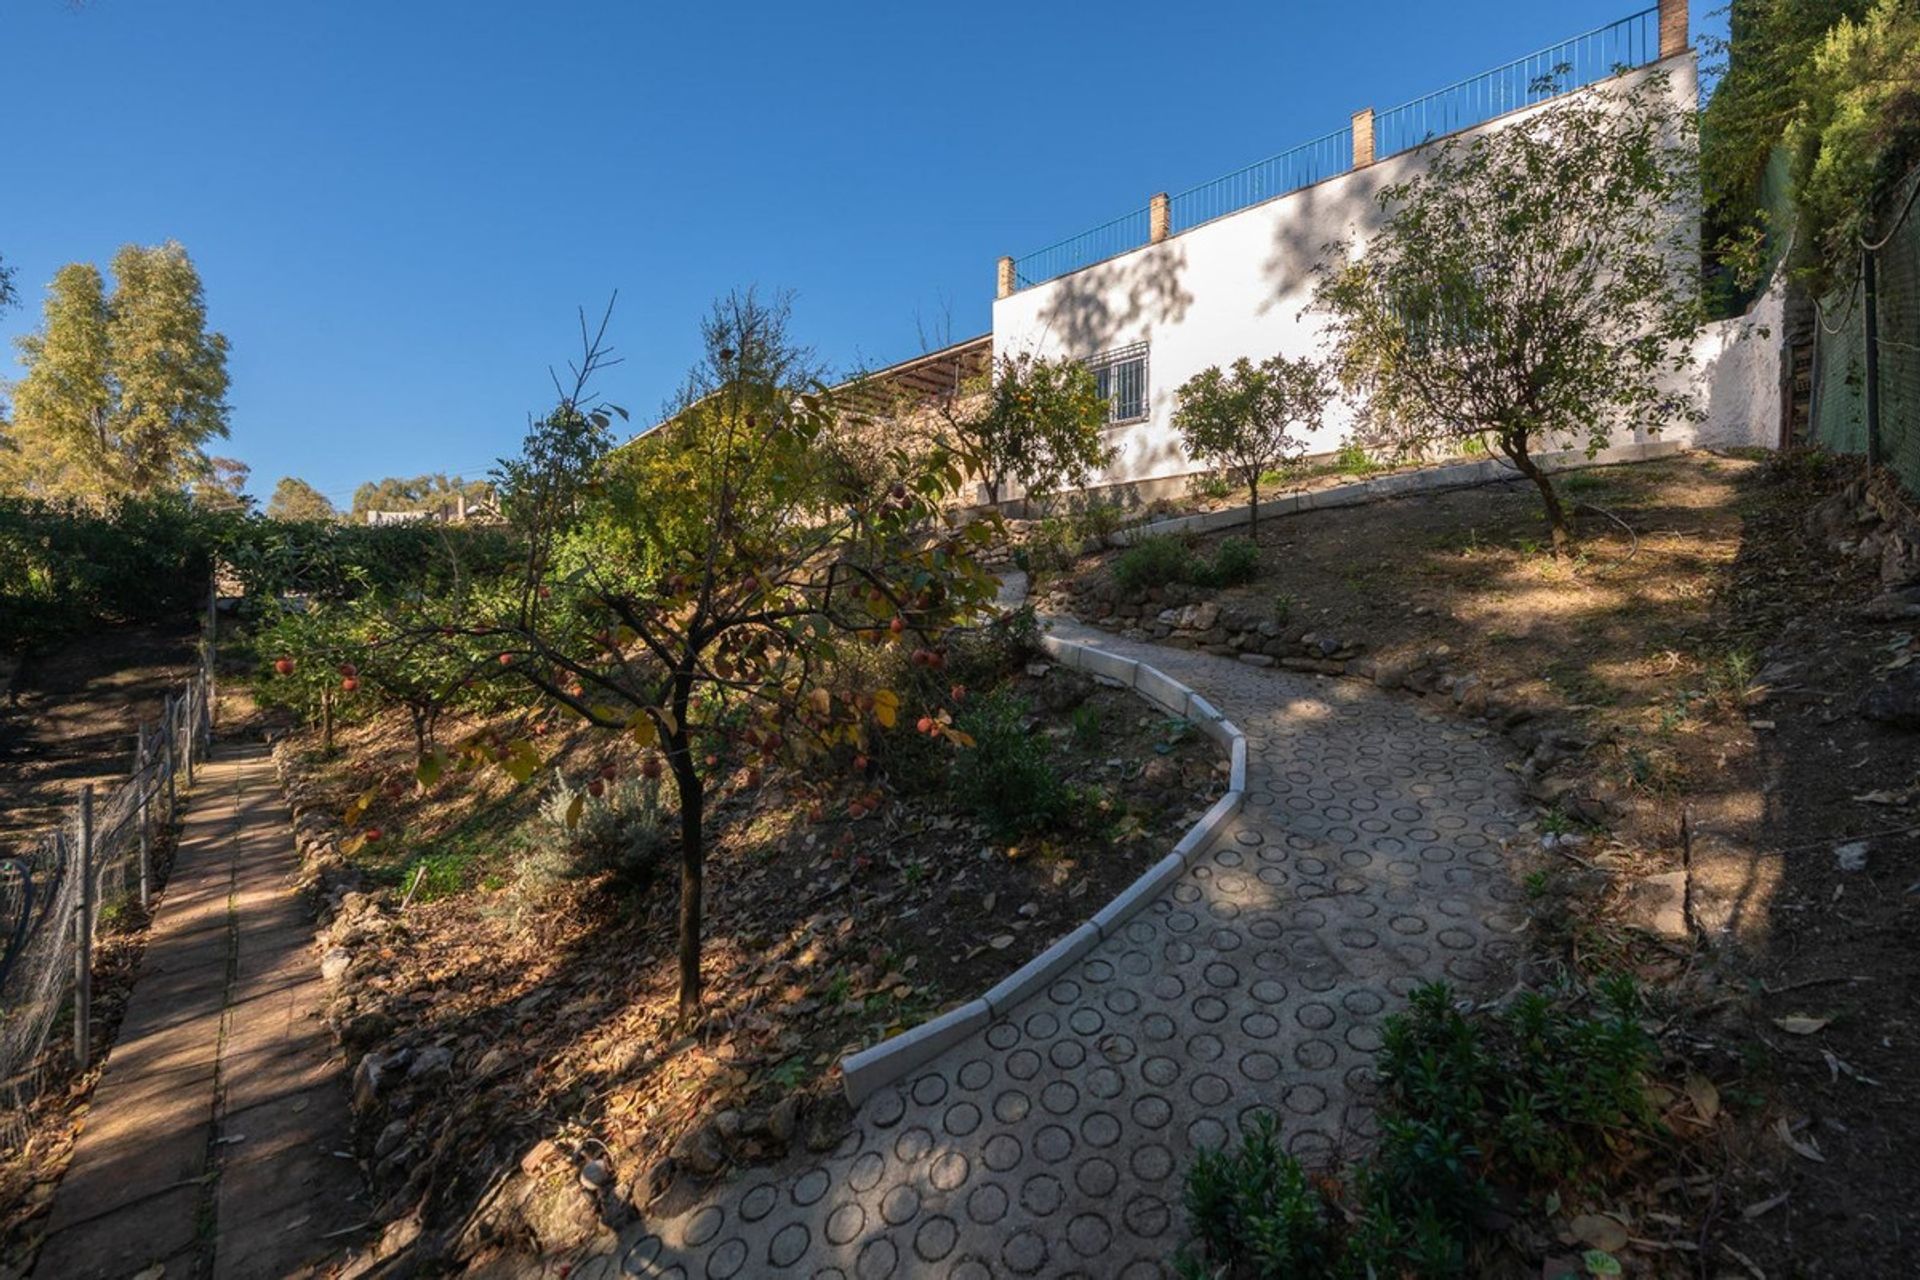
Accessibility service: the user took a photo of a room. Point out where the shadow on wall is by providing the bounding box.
[1035,242,1194,358]
[1258,168,1392,320]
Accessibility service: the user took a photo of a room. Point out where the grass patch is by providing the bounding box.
[1114,535,1261,592]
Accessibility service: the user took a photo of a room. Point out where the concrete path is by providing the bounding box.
[34,744,362,1280]
[589,622,1534,1278]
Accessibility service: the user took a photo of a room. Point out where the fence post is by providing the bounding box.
[1149,193,1170,244]
[1351,108,1375,169]
[1863,246,1882,470]
[184,685,196,789]
[997,256,1016,300]
[136,725,152,912]
[74,786,94,1069]
[1658,0,1688,59]
[164,695,178,818]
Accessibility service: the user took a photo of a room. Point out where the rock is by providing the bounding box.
[1862,666,1920,729]
[352,1052,392,1111]
[341,1010,394,1056]
[1834,840,1870,872]
[320,947,353,983]
[1140,758,1181,792]
[673,1124,727,1177]
[1024,661,1051,678]
[711,1109,745,1143]
[1237,653,1275,668]
[1623,870,1691,941]
[476,1046,511,1078]
[767,1094,800,1146]
[1882,530,1920,588]
[579,1159,613,1190]
[408,1046,454,1081]
[1859,588,1920,621]
[375,1119,410,1160]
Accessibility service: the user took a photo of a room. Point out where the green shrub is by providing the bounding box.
[1198,537,1260,588]
[951,691,1069,837]
[1335,440,1379,475]
[1114,535,1199,591]
[1178,979,1662,1278]
[516,775,670,900]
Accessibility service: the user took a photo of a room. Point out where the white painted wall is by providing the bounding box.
[990,52,1761,495]
[1681,273,1785,448]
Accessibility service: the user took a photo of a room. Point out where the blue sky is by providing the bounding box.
[0,1,1720,508]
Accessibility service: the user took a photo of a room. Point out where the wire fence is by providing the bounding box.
[1008,6,1665,291]
[1809,165,1920,499]
[0,629,215,1148]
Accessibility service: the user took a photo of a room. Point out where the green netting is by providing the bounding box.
[1810,166,1920,498]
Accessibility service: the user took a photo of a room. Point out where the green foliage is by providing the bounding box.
[1334,440,1378,475]
[1315,74,1701,550]
[951,691,1070,837]
[5,241,230,502]
[1782,0,1920,288]
[1179,980,1662,1278]
[266,477,339,522]
[1173,354,1327,527]
[958,351,1111,504]
[350,472,495,519]
[0,493,220,650]
[525,775,670,895]
[1114,534,1261,591]
[219,517,521,604]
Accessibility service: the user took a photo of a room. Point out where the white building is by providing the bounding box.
[964,0,1783,505]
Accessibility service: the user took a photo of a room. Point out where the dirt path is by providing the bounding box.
[32,744,364,1279]
[562,619,1532,1277]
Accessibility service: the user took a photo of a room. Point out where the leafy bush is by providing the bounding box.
[1114,535,1261,591]
[1179,979,1662,1278]
[519,775,670,898]
[946,605,1043,689]
[951,691,1070,837]
[0,493,222,649]
[1114,535,1199,591]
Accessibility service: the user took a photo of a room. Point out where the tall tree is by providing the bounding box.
[266,476,339,522]
[350,473,495,518]
[196,456,254,514]
[6,242,229,501]
[8,264,112,498]
[107,243,232,494]
[1315,74,1702,553]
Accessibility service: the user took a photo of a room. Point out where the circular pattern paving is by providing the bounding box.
[583,622,1528,1276]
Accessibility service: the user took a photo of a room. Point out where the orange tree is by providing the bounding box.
[409,295,1000,1015]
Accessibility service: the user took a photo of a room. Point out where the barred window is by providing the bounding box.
[1087,343,1149,425]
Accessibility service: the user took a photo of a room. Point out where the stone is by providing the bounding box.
[319,947,353,983]
[579,1159,613,1190]
[340,1010,394,1055]
[1624,870,1691,941]
[520,1138,562,1175]
[375,1119,410,1160]
[767,1094,800,1145]
[1834,840,1870,872]
[1238,653,1275,668]
[1859,589,1920,621]
[1862,666,1920,730]
[408,1045,454,1081]
[673,1124,727,1177]
[1881,530,1920,588]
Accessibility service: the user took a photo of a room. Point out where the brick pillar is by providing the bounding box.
[997,256,1016,300]
[1351,108,1374,168]
[1149,192,1170,244]
[1658,0,1687,58]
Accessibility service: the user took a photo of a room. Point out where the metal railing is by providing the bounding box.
[1168,127,1354,235]
[1374,8,1659,156]
[1006,6,1664,292]
[1014,206,1153,290]
[0,629,214,1146]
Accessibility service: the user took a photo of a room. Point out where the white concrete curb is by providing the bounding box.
[839,631,1249,1106]
[1110,440,1688,546]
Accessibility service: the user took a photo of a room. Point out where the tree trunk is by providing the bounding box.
[1246,471,1261,533]
[671,735,704,1019]
[1504,438,1571,554]
[321,686,334,753]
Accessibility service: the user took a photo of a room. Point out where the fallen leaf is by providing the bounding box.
[1773,1014,1830,1035]
[1742,1191,1789,1219]
[1684,1073,1720,1122]
[1570,1213,1630,1252]
[988,935,1014,950]
[1772,1117,1827,1162]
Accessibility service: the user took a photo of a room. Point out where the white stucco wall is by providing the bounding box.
[1681,273,1785,449]
[991,52,1743,495]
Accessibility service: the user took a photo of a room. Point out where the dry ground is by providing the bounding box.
[1048,450,1920,1276]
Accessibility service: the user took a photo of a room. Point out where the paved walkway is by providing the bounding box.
[35,744,362,1280]
[589,622,1534,1279]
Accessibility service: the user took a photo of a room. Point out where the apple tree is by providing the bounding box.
[1172,354,1329,530]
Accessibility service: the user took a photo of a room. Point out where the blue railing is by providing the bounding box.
[1006,7,1664,293]
[1168,127,1353,235]
[1014,207,1152,290]
[1375,8,1659,156]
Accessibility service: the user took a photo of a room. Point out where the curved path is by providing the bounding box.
[593,621,1533,1279]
